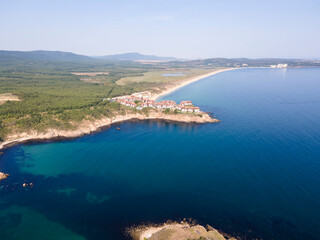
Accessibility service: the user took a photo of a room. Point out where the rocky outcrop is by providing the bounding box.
[129,222,232,240]
[0,172,9,181]
[134,111,218,123]
[0,111,218,151]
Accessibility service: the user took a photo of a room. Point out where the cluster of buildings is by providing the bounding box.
[113,91,201,113]
[270,64,288,68]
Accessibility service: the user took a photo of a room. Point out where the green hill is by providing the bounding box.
[96,52,177,61]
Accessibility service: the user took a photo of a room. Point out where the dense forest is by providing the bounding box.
[0,56,164,140]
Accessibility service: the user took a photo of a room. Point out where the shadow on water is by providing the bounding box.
[0,171,141,240]
[0,150,314,240]
[0,128,265,240]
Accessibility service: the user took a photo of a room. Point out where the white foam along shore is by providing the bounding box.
[150,68,235,101]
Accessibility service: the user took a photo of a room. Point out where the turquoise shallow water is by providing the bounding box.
[0,68,320,240]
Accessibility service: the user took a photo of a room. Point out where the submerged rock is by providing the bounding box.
[0,172,9,181]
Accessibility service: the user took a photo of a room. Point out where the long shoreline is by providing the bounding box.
[0,112,213,178]
[0,68,230,153]
[151,68,235,101]
[0,68,231,163]
[0,111,218,153]
[0,68,230,178]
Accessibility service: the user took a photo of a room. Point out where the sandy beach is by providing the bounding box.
[0,69,231,152]
[0,69,225,180]
[151,68,234,101]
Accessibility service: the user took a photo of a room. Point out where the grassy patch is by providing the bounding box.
[116,69,212,86]
[0,93,20,105]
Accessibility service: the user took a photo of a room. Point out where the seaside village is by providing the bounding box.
[111,91,201,113]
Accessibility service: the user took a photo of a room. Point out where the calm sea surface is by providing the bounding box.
[0,68,320,240]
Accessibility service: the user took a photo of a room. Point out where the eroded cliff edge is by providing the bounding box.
[0,111,218,152]
[129,222,235,240]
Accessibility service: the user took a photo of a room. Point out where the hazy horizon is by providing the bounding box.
[1,0,320,59]
[1,49,320,61]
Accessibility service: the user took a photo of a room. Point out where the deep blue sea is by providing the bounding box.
[0,68,320,240]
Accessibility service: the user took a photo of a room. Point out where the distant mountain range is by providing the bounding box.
[95,52,178,61]
[0,50,95,63]
[0,50,319,69]
[0,51,177,64]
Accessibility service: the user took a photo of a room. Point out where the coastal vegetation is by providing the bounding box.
[0,92,20,104]
[0,70,128,140]
[116,68,212,85]
[1,50,320,142]
[0,53,217,141]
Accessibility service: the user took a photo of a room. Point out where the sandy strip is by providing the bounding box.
[0,69,235,151]
[150,68,235,101]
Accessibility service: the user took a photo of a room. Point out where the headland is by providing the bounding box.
[129,221,235,240]
[0,68,228,153]
[0,110,218,152]
[0,69,225,180]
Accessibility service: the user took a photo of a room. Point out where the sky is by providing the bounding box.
[1,0,320,59]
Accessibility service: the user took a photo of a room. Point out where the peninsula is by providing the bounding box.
[0,107,217,180]
[0,66,226,152]
[2,51,318,163]
[0,62,225,181]
[0,107,218,152]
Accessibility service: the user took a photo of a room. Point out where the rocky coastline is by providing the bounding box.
[129,222,234,240]
[0,111,218,152]
[0,68,226,153]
